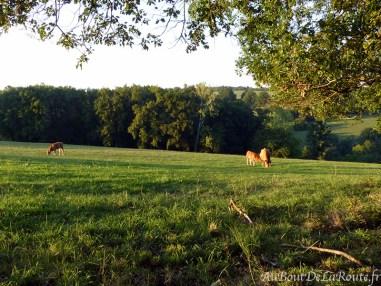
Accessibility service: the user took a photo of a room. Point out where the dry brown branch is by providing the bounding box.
[228,199,253,224]
[281,243,363,266]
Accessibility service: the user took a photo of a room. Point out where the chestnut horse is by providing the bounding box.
[246,150,263,166]
[47,142,64,156]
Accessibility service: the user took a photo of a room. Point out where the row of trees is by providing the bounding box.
[1,85,380,162]
[0,85,264,154]
[94,85,263,154]
[0,86,100,145]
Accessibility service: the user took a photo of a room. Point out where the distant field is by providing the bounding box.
[328,116,378,138]
[1,141,381,285]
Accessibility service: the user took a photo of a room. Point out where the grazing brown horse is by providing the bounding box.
[246,150,263,166]
[260,148,271,168]
[47,142,64,156]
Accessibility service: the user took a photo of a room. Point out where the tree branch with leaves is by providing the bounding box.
[1,0,381,116]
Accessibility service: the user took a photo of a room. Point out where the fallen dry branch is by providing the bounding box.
[228,199,253,224]
[281,243,363,266]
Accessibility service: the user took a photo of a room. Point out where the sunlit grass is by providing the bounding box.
[328,116,378,138]
[0,141,380,285]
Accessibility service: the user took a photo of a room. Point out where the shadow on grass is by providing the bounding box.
[1,153,241,172]
[0,175,222,197]
[0,193,228,285]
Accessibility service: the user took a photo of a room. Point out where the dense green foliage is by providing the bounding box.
[229,0,381,116]
[1,85,380,162]
[1,142,380,285]
[199,88,261,154]
[128,87,199,151]
[348,128,381,162]
[0,85,263,155]
[0,86,100,145]
[94,88,134,147]
[190,0,381,116]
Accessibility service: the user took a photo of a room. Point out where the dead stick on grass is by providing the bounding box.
[281,243,363,266]
[228,199,253,224]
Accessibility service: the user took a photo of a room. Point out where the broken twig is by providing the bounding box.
[228,199,253,224]
[281,243,363,266]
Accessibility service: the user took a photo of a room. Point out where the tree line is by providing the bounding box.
[1,85,380,162]
[0,85,263,154]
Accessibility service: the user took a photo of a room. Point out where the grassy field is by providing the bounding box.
[1,141,381,285]
[328,116,378,138]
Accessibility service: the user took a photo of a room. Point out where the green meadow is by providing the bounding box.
[328,116,379,138]
[0,141,381,285]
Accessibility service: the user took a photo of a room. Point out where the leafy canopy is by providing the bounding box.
[0,0,217,65]
[229,0,381,116]
[1,0,381,116]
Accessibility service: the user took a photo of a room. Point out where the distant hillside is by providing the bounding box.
[210,86,268,99]
[233,87,268,99]
[292,116,379,149]
[328,116,379,138]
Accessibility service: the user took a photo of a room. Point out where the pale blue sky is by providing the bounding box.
[0,28,254,89]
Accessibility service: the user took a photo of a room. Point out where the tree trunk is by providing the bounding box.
[194,118,203,152]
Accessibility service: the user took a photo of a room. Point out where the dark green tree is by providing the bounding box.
[253,128,299,158]
[349,128,381,162]
[0,87,41,141]
[200,91,259,154]
[94,87,134,147]
[377,117,381,133]
[193,83,218,152]
[0,85,100,144]
[303,121,334,159]
[249,107,299,158]
[128,87,199,151]
[130,85,156,106]
[40,86,99,144]
[241,89,270,110]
